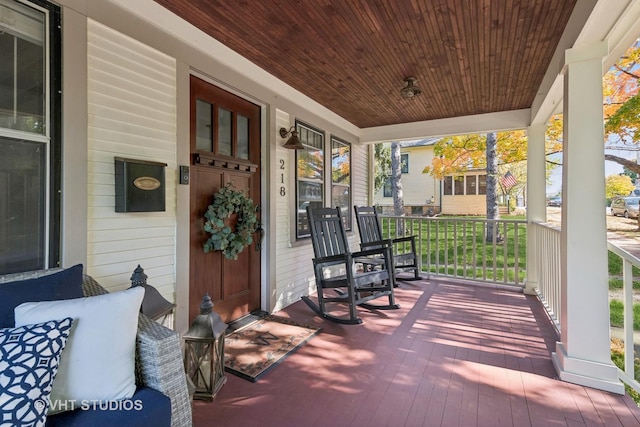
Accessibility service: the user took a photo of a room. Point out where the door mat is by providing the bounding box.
[224,315,321,382]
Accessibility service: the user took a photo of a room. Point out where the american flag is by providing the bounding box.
[500,171,517,190]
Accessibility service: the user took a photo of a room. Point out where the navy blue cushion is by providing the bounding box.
[0,318,75,426]
[0,264,84,328]
[45,387,171,427]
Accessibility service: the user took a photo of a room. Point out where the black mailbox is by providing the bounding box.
[115,157,167,212]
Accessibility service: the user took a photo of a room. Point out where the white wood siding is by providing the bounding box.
[273,110,314,310]
[442,195,486,215]
[87,20,177,301]
[400,147,438,205]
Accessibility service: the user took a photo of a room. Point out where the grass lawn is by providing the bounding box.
[608,249,640,329]
[610,300,640,329]
[381,215,527,283]
[611,339,640,404]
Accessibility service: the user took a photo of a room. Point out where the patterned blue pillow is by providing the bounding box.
[0,318,74,427]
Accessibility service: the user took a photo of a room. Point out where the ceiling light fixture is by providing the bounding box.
[279,126,305,150]
[400,77,422,99]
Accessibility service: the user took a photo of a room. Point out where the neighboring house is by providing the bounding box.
[373,140,488,216]
[441,169,488,215]
[373,139,441,215]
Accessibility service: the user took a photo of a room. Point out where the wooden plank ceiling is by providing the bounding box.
[154,0,576,129]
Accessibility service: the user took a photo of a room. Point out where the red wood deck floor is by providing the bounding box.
[193,279,640,427]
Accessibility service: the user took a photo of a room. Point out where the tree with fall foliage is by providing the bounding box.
[603,39,639,171]
[605,174,636,199]
[423,130,559,206]
[422,130,558,181]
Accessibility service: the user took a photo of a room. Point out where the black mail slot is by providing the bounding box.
[115,157,167,212]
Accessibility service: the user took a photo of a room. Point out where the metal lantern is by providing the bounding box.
[129,265,175,322]
[183,295,227,401]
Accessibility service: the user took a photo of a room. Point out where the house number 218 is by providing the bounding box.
[279,159,286,196]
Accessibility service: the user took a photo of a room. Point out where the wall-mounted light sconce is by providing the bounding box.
[279,126,305,150]
[400,77,422,99]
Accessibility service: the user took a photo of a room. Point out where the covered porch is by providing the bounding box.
[194,278,640,426]
[7,0,640,424]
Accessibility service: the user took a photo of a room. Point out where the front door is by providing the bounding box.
[189,75,261,323]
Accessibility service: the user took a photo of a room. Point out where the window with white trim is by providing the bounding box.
[295,123,325,239]
[0,0,61,274]
[444,176,453,195]
[295,122,352,239]
[454,177,464,195]
[331,136,351,230]
[400,153,409,173]
[383,177,392,197]
[478,174,487,195]
[466,175,477,195]
[444,174,487,196]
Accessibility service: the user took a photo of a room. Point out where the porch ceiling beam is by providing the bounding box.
[358,109,531,144]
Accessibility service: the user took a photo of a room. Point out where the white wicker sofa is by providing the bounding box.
[0,268,192,427]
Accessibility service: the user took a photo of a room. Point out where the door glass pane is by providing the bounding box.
[195,99,212,151]
[218,108,231,156]
[0,0,45,134]
[0,137,45,274]
[237,114,249,160]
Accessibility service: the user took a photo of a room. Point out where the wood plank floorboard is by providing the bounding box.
[192,278,640,427]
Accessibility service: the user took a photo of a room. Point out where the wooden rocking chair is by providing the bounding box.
[354,205,421,281]
[301,206,399,324]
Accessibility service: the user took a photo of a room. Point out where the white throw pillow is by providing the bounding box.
[14,286,144,413]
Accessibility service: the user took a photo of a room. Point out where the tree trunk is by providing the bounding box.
[391,141,404,216]
[391,141,405,235]
[485,132,499,242]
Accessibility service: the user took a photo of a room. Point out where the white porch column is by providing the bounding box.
[551,42,623,394]
[525,124,547,295]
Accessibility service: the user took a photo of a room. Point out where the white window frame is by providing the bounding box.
[0,0,59,273]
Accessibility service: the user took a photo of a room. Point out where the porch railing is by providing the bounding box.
[378,215,527,288]
[530,222,640,394]
[607,241,640,394]
[531,222,562,332]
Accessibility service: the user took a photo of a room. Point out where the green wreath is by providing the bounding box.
[203,184,258,260]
